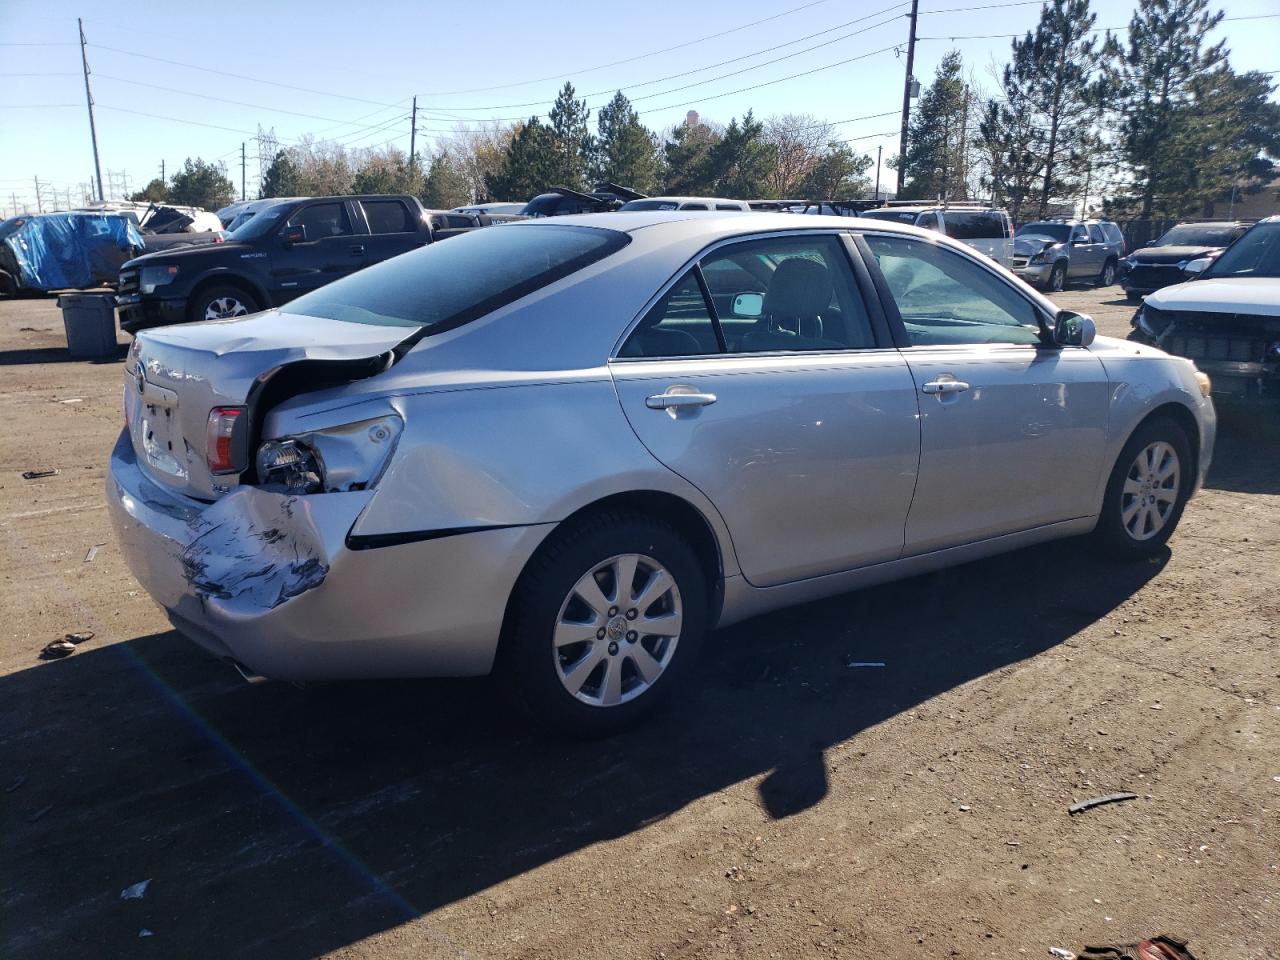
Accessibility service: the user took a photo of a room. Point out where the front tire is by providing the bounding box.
[1045,261,1067,293]
[1094,417,1193,559]
[499,512,709,737]
[187,283,260,324]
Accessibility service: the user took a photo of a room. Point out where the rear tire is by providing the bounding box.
[186,283,260,324]
[1124,291,1142,304]
[1093,417,1193,559]
[1098,258,1118,287]
[499,512,709,737]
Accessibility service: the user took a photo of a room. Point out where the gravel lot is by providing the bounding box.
[1,283,1277,960]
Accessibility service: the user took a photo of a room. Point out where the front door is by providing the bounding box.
[610,234,921,587]
[860,232,1110,555]
[269,200,366,303]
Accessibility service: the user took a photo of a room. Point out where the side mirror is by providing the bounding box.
[1053,310,1096,347]
[732,292,764,317]
[1182,257,1211,278]
[281,224,308,246]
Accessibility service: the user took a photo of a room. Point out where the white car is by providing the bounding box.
[618,197,751,212]
[1130,216,1280,403]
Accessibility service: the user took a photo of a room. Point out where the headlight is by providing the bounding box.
[139,264,179,294]
[1194,371,1212,398]
[1124,255,1137,267]
[255,414,402,495]
[1135,305,1170,337]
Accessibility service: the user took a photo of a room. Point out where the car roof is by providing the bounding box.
[507,209,958,240]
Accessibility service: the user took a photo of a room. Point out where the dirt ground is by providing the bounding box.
[1,284,1277,960]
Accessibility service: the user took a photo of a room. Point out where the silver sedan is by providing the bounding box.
[107,212,1216,735]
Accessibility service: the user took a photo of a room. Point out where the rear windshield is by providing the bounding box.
[1016,222,1071,242]
[1155,224,1244,247]
[1205,221,1280,279]
[860,210,921,225]
[285,223,630,329]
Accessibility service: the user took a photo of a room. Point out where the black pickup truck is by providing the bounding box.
[116,195,480,333]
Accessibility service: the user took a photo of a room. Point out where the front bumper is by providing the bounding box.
[106,431,553,680]
[1011,261,1052,285]
[116,294,186,334]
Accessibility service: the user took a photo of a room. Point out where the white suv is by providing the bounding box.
[860,204,1014,267]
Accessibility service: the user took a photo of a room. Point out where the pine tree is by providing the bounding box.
[663,119,723,195]
[974,100,1042,221]
[485,118,561,201]
[1002,0,1103,217]
[421,148,472,209]
[705,111,775,198]
[167,158,236,210]
[593,92,660,193]
[902,52,970,201]
[1103,0,1226,219]
[259,150,301,198]
[547,82,592,190]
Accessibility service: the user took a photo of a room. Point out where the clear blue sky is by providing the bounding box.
[2,0,1277,215]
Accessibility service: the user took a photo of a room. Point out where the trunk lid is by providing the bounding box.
[125,309,415,500]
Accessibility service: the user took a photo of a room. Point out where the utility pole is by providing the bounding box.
[896,0,919,196]
[11,192,18,218]
[78,18,105,203]
[957,84,970,199]
[34,176,43,213]
[160,159,165,186]
[409,96,418,174]
[241,142,247,201]
[875,145,882,201]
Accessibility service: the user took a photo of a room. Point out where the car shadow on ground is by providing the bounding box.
[0,344,127,365]
[3,535,1166,959]
[1205,409,1280,495]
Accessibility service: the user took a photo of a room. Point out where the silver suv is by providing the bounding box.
[1013,219,1126,292]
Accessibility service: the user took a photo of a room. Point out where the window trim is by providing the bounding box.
[610,228,892,362]
[853,229,1056,350]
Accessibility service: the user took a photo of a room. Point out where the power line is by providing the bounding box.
[918,11,1280,40]
[419,0,845,96]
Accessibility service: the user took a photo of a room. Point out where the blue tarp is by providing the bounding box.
[0,212,144,291]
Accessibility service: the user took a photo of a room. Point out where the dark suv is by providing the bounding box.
[116,195,476,333]
[1121,221,1251,301]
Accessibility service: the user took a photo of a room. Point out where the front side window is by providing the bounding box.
[702,236,874,352]
[288,202,352,239]
[864,234,1042,346]
[1071,225,1089,244]
[362,200,414,234]
[287,223,628,330]
[618,271,718,358]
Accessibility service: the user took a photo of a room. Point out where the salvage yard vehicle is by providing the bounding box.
[861,202,1014,267]
[1011,218,1125,292]
[107,212,1216,735]
[618,196,751,212]
[521,183,645,217]
[1121,221,1251,301]
[1129,216,1280,403]
[0,211,143,296]
[116,194,478,332]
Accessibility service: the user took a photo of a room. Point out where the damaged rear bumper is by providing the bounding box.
[105,431,553,681]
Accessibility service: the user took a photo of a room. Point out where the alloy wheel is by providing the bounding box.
[1049,264,1066,292]
[1101,261,1116,285]
[204,296,250,320]
[1120,441,1180,541]
[553,553,683,707]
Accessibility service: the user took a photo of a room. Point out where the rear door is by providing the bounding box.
[859,231,1109,554]
[357,198,426,266]
[1068,223,1096,278]
[268,200,365,302]
[610,232,921,587]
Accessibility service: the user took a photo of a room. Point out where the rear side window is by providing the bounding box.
[619,271,719,358]
[362,200,414,234]
[288,202,352,238]
[917,211,940,231]
[943,211,1005,240]
[682,203,709,210]
[1087,224,1106,243]
[287,224,629,330]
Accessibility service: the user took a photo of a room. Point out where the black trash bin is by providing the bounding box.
[57,293,120,359]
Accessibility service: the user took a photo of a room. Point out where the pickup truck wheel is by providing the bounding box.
[1098,258,1118,287]
[1045,262,1067,293]
[499,512,708,738]
[1094,417,1192,559]
[0,271,15,298]
[188,284,259,324]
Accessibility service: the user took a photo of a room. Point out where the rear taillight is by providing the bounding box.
[206,406,247,475]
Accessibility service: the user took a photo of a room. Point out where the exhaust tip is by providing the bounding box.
[228,659,269,685]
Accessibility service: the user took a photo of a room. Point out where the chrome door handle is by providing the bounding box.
[921,379,970,395]
[645,392,717,410]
